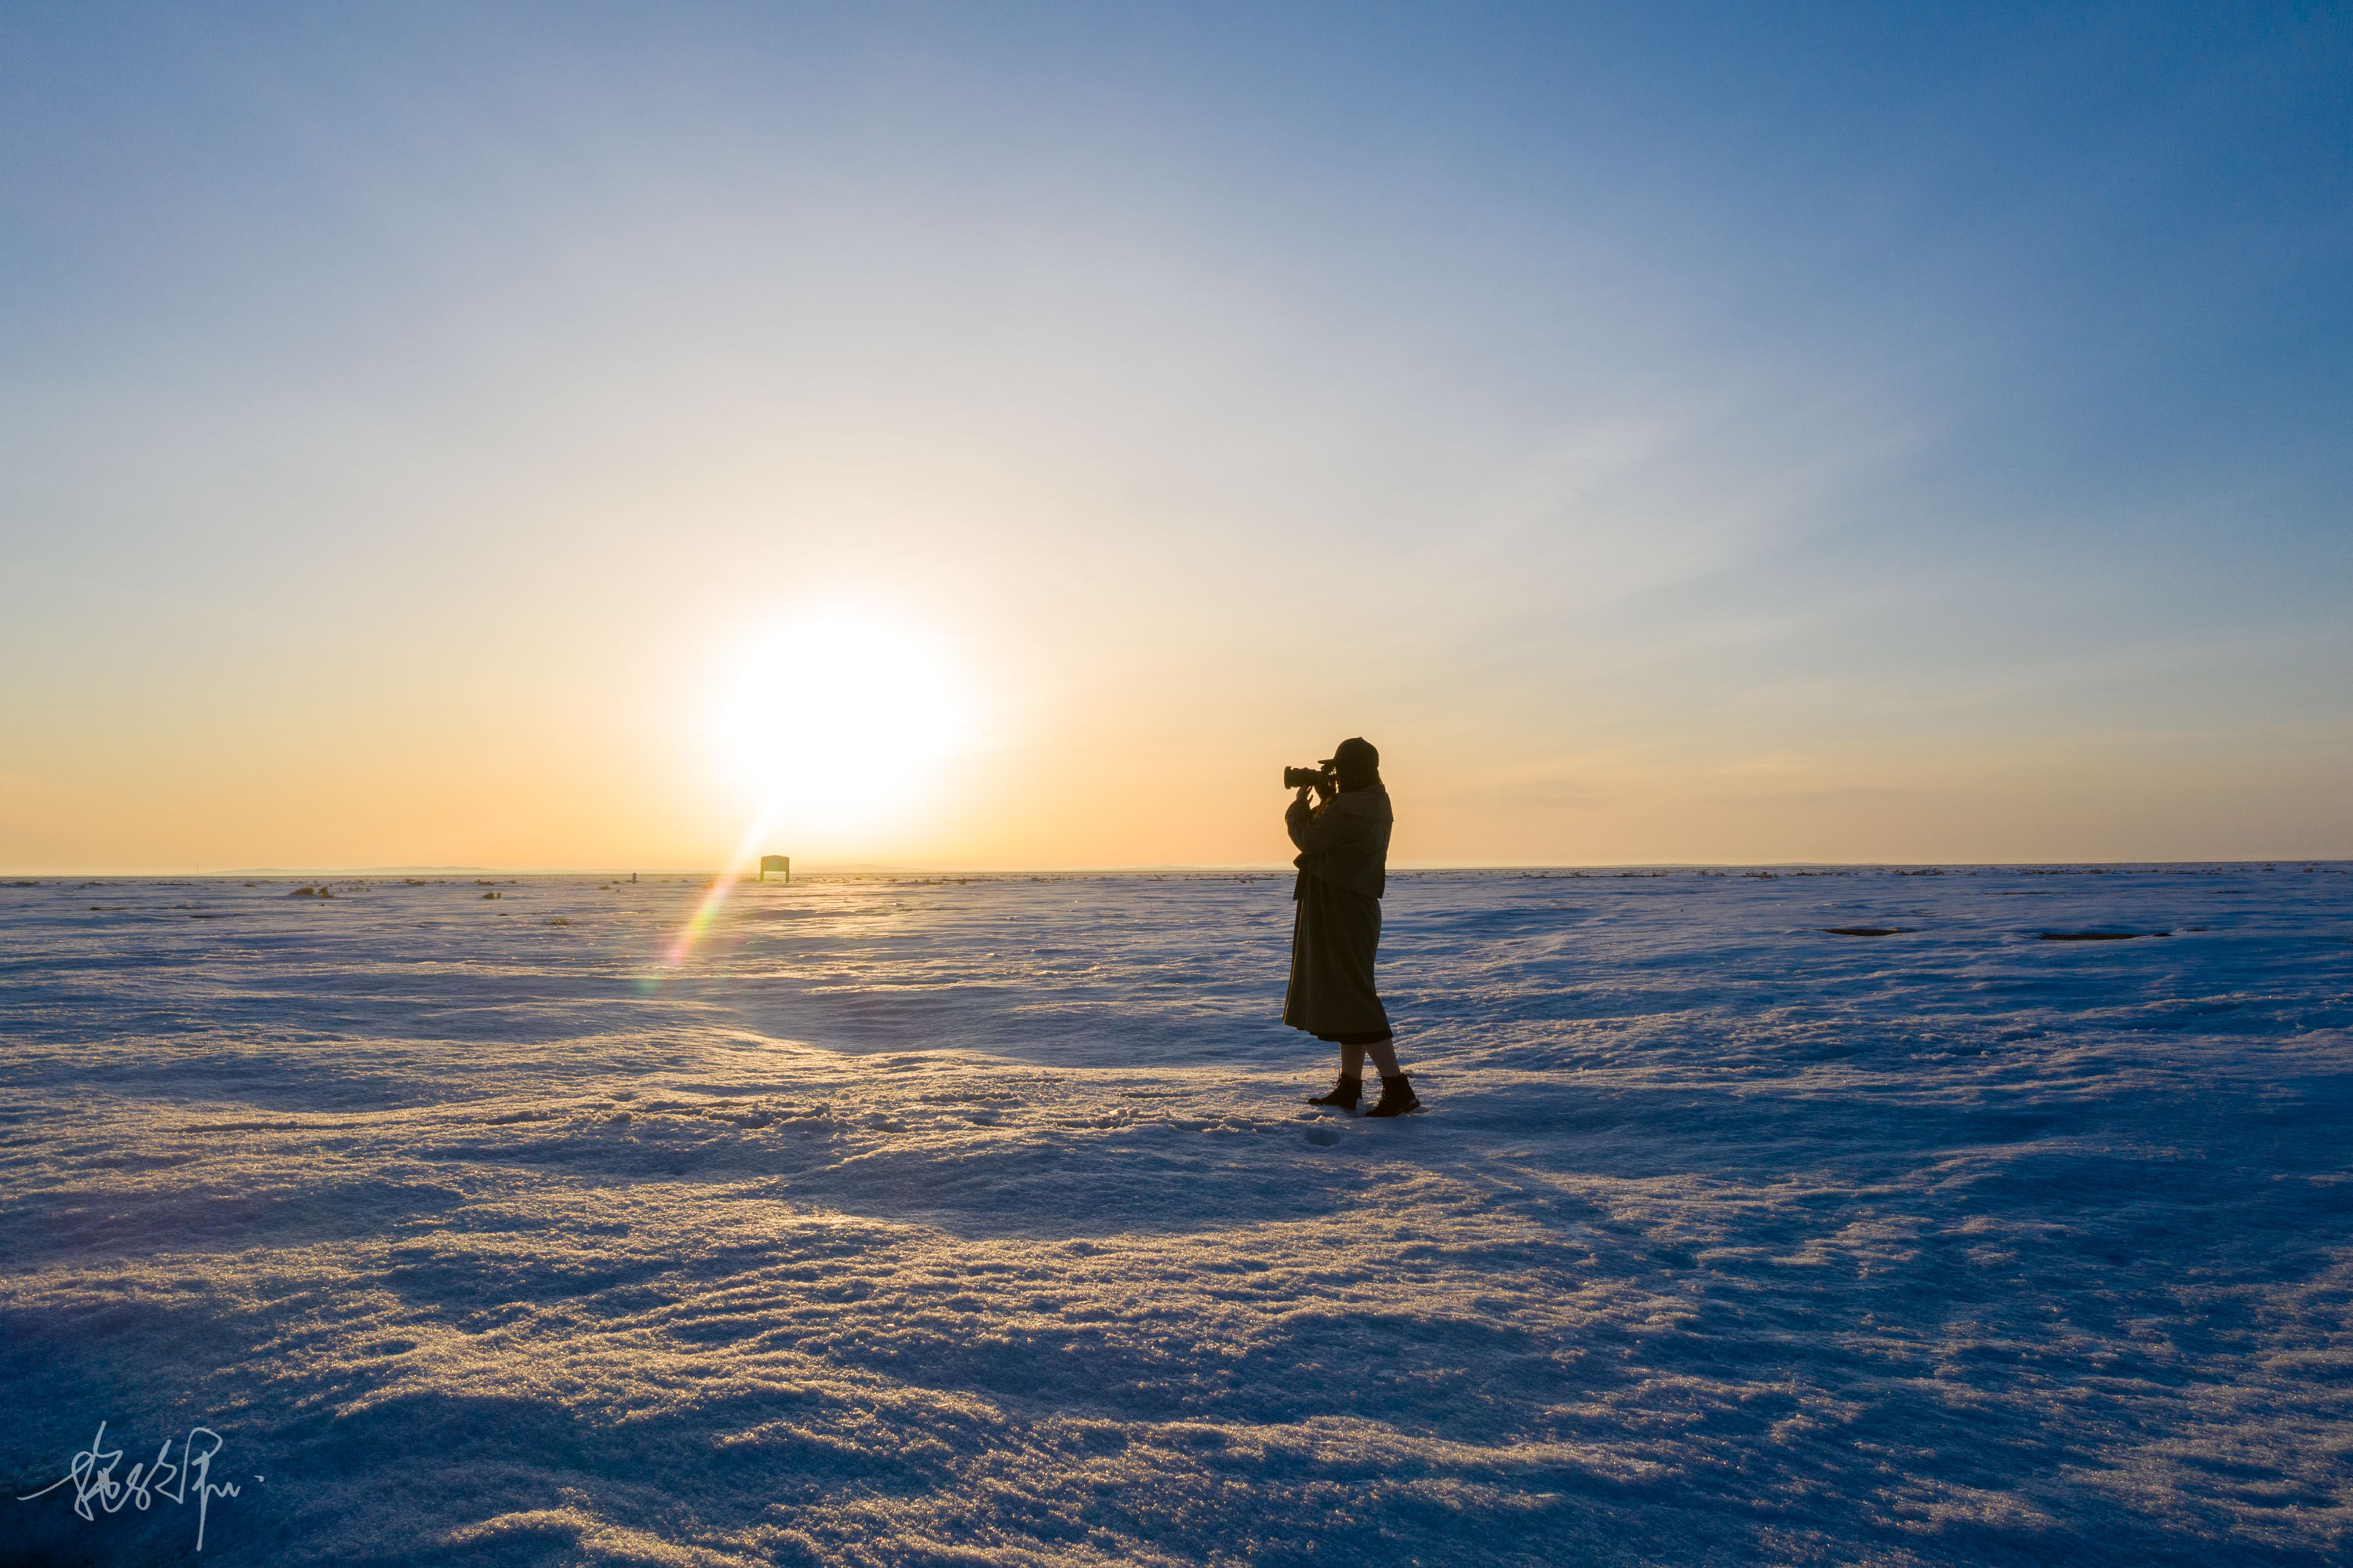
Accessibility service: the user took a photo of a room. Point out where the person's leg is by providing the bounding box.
[1309,1035,1365,1108]
[1362,1035,1420,1117]
[1364,1037,1400,1079]
[1340,1042,1366,1079]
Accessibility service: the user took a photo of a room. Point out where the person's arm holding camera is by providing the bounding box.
[1287,771,1322,835]
[1290,789,1374,859]
[1287,768,1337,842]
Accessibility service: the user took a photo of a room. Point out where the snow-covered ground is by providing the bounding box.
[2,865,2348,1566]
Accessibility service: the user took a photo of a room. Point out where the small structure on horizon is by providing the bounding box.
[759,854,790,883]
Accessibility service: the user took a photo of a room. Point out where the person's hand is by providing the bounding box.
[1294,784,1315,806]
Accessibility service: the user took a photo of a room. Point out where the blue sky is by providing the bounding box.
[3,3,2348,868]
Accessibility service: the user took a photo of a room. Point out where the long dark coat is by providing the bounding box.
[1282,787,1394,1041]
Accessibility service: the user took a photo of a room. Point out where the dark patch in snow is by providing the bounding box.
[2040,930,2170,940]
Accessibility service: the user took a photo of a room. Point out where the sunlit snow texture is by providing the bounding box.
[3,868,2349,1566]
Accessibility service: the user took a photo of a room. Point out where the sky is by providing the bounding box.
[3,2,2349,871]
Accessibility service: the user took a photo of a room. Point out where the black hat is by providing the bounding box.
[1322,737,1379,772]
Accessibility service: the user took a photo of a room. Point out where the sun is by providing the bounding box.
[708,612,978,833]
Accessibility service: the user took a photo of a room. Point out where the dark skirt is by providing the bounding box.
[1283,875,1392,1041]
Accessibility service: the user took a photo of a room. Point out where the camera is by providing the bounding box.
[1283,766,1334,791]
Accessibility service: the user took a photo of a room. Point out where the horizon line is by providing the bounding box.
[6,857,2348,879]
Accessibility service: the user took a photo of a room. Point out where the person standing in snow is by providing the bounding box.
[1287,737,1420,1117]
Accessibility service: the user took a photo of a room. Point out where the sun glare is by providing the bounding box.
[709,613,978,836]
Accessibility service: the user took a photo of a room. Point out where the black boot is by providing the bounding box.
[1363,1073,1421,1118]
[1307,1073,1362,1111]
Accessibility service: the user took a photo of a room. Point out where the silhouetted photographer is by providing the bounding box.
[1285,737,1419,1116]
